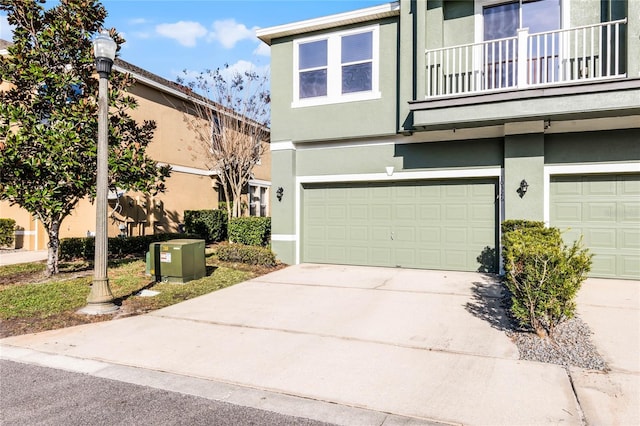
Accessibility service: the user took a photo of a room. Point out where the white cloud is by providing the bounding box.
[1,15,15,41]
[156,21,207,47]
[208,19,257,49]
[253,42,270,57]
[129,18,149,25]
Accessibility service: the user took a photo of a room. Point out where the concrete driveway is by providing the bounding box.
[2,264,638,425]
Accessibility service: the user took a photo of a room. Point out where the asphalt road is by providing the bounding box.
[0,360,334,426]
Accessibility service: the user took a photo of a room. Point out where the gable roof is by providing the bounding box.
[114,58,207,105]
[256,2,399,45]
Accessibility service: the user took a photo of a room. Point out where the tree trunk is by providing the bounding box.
[218,175,233,219]
[231,183,242,218]
[531,316,548,339]
[535,326,548,339]
[45,220,61,276]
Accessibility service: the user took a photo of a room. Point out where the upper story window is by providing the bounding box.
[478,0,562,88]
[293,25,380,108]
[341,32,373,94]
[482,0,560,40]
[299,40,328,98]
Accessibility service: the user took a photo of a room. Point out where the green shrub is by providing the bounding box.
[218,201,232,212]
[216,243,276,266]
[60,233,198,261]
[501,219,546,266]
[228,217,271,246]
[502,223,592,338]
[501,219,545,234]
[59,237,93,260]
[184,210,227,243]
[0,218,16,247]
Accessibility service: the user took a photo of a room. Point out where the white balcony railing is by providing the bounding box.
[425,19,627,98]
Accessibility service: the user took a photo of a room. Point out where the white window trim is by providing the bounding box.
[292,24,381,108]
[248,179,272,187]
[248,181,271,217]
[271,140,296,151]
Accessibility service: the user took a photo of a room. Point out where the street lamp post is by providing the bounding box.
[80,30,119,315]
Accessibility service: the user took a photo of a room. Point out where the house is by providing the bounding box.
[1,43,271,250]
[257,0,639,279]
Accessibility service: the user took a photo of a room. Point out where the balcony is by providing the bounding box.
[425,19,627,99]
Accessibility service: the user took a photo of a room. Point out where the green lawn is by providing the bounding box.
[0,256,258,336]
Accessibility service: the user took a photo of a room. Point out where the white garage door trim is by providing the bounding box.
[295,167,503,265]
[543,162,640,225]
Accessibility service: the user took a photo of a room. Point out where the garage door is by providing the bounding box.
[550,174,640,279]
[302,179,498,271]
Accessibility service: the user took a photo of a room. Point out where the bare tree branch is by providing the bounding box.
[177,65,270,218]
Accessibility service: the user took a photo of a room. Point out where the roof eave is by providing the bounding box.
[256,1,400,45]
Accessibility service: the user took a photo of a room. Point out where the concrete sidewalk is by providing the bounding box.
[0,249,47,266]
[1,264,638,425]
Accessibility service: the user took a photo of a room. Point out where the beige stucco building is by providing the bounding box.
[1,46,271,250]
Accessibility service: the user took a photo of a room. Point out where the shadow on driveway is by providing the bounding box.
[464,281,515,332]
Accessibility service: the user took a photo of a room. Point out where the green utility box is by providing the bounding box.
[147,239,206,284]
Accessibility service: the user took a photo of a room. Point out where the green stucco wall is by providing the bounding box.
[271,240,296,267]
[545,129,640,164]
[395,138,503,169]
[270,149,297,263]
[271,149,296,232]
[296,143,401,176]
[425,0,474,49]
[295,138,503,176]
[504,134,545,220]
[269,18,399,143]
[425,0,443,50]
[571,0,601,27]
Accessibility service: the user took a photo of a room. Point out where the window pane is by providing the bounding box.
[483,2,518,89]
[260,187,267,217]
[524,0,561,83]
[483,2,518,40]
[523,0,560,33]
[300,69,327,98]
[299,40,327,70]
[341,32,372,63]
[342,62,372,94]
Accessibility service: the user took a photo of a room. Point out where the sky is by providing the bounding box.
[0,0,387,84]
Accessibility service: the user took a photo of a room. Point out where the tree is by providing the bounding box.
[0,0,170,276]
[177,65,270,218]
